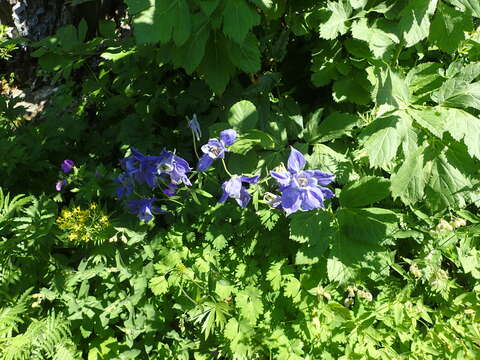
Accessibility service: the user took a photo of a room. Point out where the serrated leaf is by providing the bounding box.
[406,62,444,101]
[172,13,210,74]
[447,0,480,18]
[407,107,446,138]
[228,100,259,131]
[371,67,411,109]
[283,276,301,302]
[289,211,333,244]
[429,3,473,52]
[149,276,169,296]
[222,0,260,44]
[312,112,359,143]
[339,176,391,208]
[362,111,410,167]
[432,78,480,110]
[266,260,284,291]
[337,207,398,246]
[351,18,398,59]
[424,150,472,210]
[132,0,191,46]
[308,144,359,185]
[397,0,438,47]
[443,108,480,160]
[319,1,352,40]
[390,146,426,205]
[226,33,261,73]
[197,34,235,93]
[236,286,263,324]
[332,70,371,105]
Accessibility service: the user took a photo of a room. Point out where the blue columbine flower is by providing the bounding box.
[188,114,202,141]
[162,183,178,197]
[121,148,161,188]
[219,175,260,208]
[61,159,75,173]
[270,147,335,215]
[114,173,135,199]
[55,179,67,191]
[157,149,192,186]
[198,129,237,171]
[126,198,164,222]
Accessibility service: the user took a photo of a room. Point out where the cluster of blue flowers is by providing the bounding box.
[115,115,335,221]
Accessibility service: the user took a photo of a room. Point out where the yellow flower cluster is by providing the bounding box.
[56,203,113,244]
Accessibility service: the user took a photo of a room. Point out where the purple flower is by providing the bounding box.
[114,173,135,199]
[219,175,260,208]
[126,198,164,222]
[188,114,202,141]
[163,183,178,197]
[157,149,192,186]
[61,160,75,173]
[198,129,237,171]
[270,147,335,215]
[121,148,161,188]
[55,179,67,191]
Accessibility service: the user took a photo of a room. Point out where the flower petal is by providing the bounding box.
[241,175,260,184]
[300,188,324,211]
[270,171,292,187]
[287,147,306,174]
[280,187,302,215]
[319,187,334,199]
[303,170,335,185]
[224,177,242,199]
[197,154,214,171]
[236,187,251,208]
[219,129,237,146]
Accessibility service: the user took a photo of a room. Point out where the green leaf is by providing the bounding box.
[226,33,261,73]
[447,0,480,18]
[236,286,263,324]
[197,0,220,15]
[171,13,210,74]
[332,70,371,105]
[149,276,169,296]
[319,1,352,40]
[390,146,426,205]
[313,112,359,143]
[443,107,480,160]
[407,107,446,138]
[229,129,277,155]
[132,0,192,46]
[424,150,472,210]
[406,62,444,101]
[124,0,150,14]
[397,0,438,47]
[310,41,342,87]
[197,34,235,93]
[429,3,473,52]
[351,18,398,59]
[339,176,391,208]
[308,144,359,185]
[371,67,411,109]
[228,100,259,131]
[222,0,260,44]
[337,207,398,245]
[289,211,334,244]
[362,111,410,167]
[432,78,480,110]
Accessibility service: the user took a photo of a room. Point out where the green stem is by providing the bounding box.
[221,158,233,177]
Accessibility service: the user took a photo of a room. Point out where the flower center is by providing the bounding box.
[158,163,173,172]
[297,173,309,187]
[207,145,222,157]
